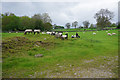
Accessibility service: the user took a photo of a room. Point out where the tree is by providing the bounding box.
[32,13,42,20]
[19,16,31,30]
[89,24,94,28]
[44,22,52,31]
[55,26,64,29]
[83,21,90,28]
[65,23,71,29]
[2,13,20,31]
[41,13,52,23]
[111,23,117,27]
[72,21,78,29]
[94,9,114,29]
[117,22,120,29]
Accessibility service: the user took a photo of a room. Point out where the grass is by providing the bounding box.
[2,29,118,78]
[52,27,117,31]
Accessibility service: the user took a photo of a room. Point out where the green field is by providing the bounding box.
[52,27,117,32]
[2,30,118,78]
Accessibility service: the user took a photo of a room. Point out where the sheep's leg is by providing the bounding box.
[24,32,26,35]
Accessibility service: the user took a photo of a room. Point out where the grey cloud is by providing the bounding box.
[2,0,119,27]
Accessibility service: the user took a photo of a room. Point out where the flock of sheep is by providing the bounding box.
[8,29,116,40]
[90,30,116,36]
[106,30,116,36]
[24,29,80,40]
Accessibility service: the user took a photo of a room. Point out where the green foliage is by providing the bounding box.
[54,25,64,29]
[83,21,90,28]
[44,22,52,31]
[1,12,52,31]
[19,16,31,30]
[117,22,120,29]
[2,15,20,31]
[94,9,114,29]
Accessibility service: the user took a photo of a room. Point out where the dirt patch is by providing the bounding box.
[2,37,55,54]
[2,37,33,53]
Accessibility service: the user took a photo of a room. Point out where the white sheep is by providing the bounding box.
[112,33,116,35]
[34,29,41,34]
[46,32,52,35]
[93,32,96,35]
[24,29,33,35]
[62,35,67,37]
[61,33,68,40]
[108,33,112,36]
[71,35,76,38]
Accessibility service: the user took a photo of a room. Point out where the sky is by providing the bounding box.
[1,0,119,27]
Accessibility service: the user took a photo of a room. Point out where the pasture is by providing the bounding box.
[2,30,118,78]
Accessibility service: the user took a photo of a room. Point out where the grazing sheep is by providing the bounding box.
[71,35,76,38]
[51,32,56,35]
[16,32,18,33]
[71,33,80,38]
[93,32,96,35]
[76,33,80,38]
[58,33,62,36]
[24,29,33,35]
[34,29,40,34]
[108,33,112,36]
[46,32,52,35]
[61,33,68,40]
[112,33,116,35]
[9,32,11,33]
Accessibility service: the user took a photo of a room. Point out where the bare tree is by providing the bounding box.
[94,9,114,29]
[65,23,71,29]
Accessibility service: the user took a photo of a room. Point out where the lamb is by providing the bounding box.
[112,33,116,35]
[34,29,40,34]
[24,29,33,35]
[108,33,112,36]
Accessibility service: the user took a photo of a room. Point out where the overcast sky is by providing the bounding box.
[1,0,119,27]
